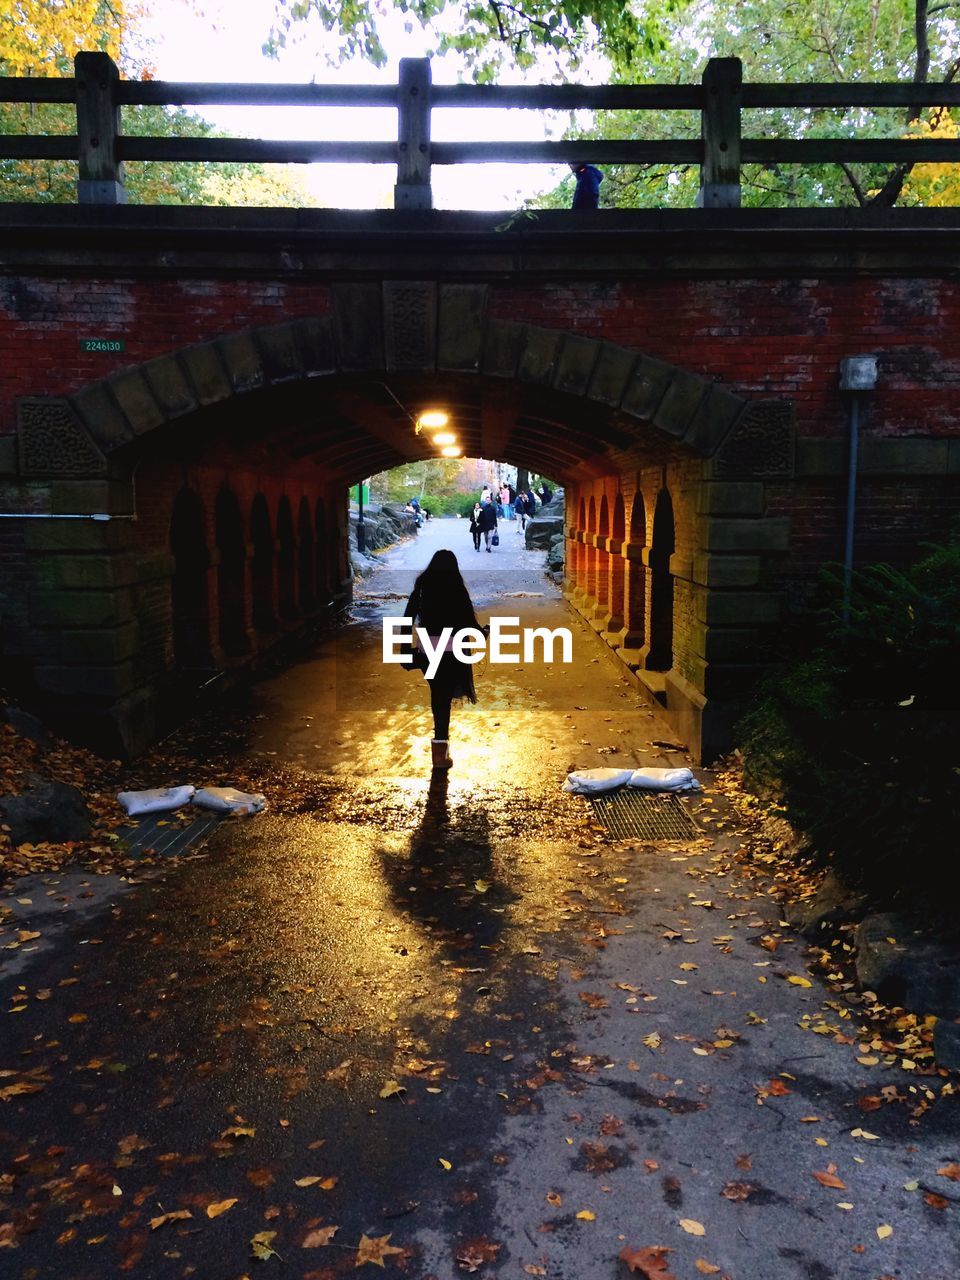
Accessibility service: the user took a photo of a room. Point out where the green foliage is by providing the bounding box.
[738,537,960,900]
[266,0,681,79]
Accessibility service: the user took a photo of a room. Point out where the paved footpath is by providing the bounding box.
[0,519,957,1279]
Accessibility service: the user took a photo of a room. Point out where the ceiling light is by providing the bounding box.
[440,445,462,458]
[431,431,456,446]
[417,410,449,431]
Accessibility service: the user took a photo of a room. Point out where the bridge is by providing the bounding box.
[1,56,959,760]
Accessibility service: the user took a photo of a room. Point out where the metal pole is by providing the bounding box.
[842,394,860,622]
[356,482,365,553]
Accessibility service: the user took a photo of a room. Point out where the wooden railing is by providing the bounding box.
[2,52,960,209]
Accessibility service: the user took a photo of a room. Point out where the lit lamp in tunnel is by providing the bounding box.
[440,445,462,457]
[416,409,449,434]
[431,431,456,446]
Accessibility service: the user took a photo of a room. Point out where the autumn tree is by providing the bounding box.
[0,0,310,206]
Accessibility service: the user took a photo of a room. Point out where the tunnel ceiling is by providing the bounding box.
[66,293,750,484]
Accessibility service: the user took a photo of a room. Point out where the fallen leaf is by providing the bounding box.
[618,1244,676,1278]
[937,1163,960,1181]
[355,1232,404,1267]
[679,1219,706,1236]
[575,1210,596,1221]
[695,1263,721,1276]
[378,1080,406,1100]
[149,1209,193,1230]
[250,1229,278,1260]
[787,976,812,988]
[721,1182,754,1201]
[222,1126,256,1139]
[545,1191,562,1207]
[438,1158,452,1171]
[924,1192,949,1210]
[206,1198,238,1219]
[642,1032,662,1050]
[813,1169,847,1190]
[876,1224,893,1240]
[302,1225,339,1247]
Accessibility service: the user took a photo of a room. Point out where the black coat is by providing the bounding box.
[478,503,498,532]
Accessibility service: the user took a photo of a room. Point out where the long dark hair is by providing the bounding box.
[408,549,479,632]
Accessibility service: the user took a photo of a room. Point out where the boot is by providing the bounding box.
[431,739,453,770]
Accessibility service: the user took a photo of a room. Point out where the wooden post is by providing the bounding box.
[394,57,432,210]
[698,57,741,208]
[75,51,126,204]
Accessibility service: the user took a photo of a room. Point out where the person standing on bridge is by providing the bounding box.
[570,162,603,210]
[404,550,481,770]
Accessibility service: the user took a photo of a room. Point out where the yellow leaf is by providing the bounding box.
[206,1198,238,1218]
[474,879,490,893]
[149,1209,192,1230]
[787,976,812,988]
[355,1233,404,1267]
[378,1080,406,1099]
[856,1056,879,1066]
[222,1126,256,1139]
[877,1224,893,1240]
[642,1032,661,1049]
[295,1176,322,1187]
[575,1210,596,1221]
[695,1262,721,1275]
[679,1218,706,1236]
[850,1128,879,1141]
[302,1225,338,1247]
[438,1158,452,1170]
[250,1230,278,1260]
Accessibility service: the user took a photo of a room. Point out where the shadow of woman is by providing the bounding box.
[379,771,512,959]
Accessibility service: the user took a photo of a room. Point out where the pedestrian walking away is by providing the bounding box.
[569,162,603,209]
[469,502,483,552]
[514,490,528,532]
[478,499,498,551]
[403,550,482,770]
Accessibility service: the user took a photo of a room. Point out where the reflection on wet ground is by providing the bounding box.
[1,521,958,1279]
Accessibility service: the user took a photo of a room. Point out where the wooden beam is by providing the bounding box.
[118,137,396,163]
[431,140,701,164]
[395,57,432,210]
[700,57,742,209]
[75,52,125,204]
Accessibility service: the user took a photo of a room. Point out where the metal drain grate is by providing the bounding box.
[589,790,700,841]
[119,812,223,858]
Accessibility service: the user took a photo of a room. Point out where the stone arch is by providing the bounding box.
[277,496,297,621]
[250,494,276,634]
[648,488,675,672]
[624,489,647,646]
[298,497,316,614]
[170,487,210,671]
[609,493,626,631]
[596,495,611,610]
[215,487,248,657]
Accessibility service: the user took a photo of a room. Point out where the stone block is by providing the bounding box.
[692,553,761,588]
[256,322,305,383]
[553,336,600,396]
[949,440,960,475]
[383,281,436,371]
[696,482,765,517]
[293,316,336,376]
[668,554,694,582]
[683,384,745,455]
[690,623,762,663]
[620,355,673,420]
[796,437,844,476]
[437,284,487,372]
[142,354,198,419]
[517,326,563,384]
[217,331,265,394]
[482,320,525,378]
[699,516,791,553]
[108,369,166,435]
[135,552,176,582]
[696,590,781,626]
[50,479,131,515]
[587,344,636,407]
[332,283,384,370]
[859,438,949,475]
[0,435,18,475]
[43,553,138,590]
[70,383,134,451]
[56,621,140,664]
[690,656,765,699]
[180,342,232,406]
[24,520,126,552]
[35,661,136,699]
[31,588,133,628]
[653,370,709,439]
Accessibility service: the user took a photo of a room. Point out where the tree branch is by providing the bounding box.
[867,0,931,208]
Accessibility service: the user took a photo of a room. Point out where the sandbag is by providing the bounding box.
[562,768,635,795]
[117,785,195,817]
[193,786,266,815]
[627,768,701,793]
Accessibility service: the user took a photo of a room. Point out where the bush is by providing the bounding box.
[738,537,960,899]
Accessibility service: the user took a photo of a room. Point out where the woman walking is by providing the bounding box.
[478,499,498,552]
[404,550,482,770]
[469,502,483,552]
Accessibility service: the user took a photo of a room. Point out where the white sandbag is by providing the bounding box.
[562,768,635,795]
[627,768,701,793]
[193,786,266,815]
[117,785,195,817]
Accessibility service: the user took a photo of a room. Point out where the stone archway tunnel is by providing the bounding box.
[2,211,959,759]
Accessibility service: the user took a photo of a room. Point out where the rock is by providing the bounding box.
[854,913,960,1018]
[0,774,92,844]
[785,870,867,938]
[2,706,52,749]
[547,533,565,571]
[525,516,564,550]
[350,552,376,578]
[933,1018,960,1072]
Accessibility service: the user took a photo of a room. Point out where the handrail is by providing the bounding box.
[1,52,959,209]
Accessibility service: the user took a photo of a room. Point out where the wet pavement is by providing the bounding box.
[1,519,958,1279]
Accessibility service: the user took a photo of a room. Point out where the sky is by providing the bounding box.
[138,0,577,209]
